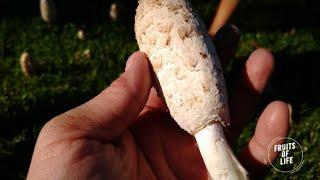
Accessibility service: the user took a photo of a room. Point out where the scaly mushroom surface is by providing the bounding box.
[135,0,249,179]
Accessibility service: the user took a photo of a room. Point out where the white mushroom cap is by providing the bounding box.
[135,0,230,134]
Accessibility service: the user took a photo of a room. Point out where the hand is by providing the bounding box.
[27,26,289,180]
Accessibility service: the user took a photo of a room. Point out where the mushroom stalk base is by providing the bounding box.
[195,123,249,180]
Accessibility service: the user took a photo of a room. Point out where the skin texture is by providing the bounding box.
[27,27,289,180]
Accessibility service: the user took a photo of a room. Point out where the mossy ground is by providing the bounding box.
[0,0,319,179]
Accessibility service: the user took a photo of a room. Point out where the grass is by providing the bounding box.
[0,0,320,179]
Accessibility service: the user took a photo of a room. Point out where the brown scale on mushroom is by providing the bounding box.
[158,34,170,46]
[158,22,173,33]
[151,58,162,72]
[174,66,186,80]
[200,52,208,59]
[167,1,182,11]
[186,57,198,68]
[202,80,210,92]
[177,25,194,40]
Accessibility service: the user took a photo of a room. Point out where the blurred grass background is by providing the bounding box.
[0,0,319,179]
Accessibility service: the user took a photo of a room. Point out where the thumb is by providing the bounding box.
[51,51,152,142]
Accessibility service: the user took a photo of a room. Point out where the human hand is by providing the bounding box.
[27,26,289,180]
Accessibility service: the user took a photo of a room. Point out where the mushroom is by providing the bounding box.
[135,0,249,179]
[40,0,57,23]
[20,52,33,77]
[109,3,119,21]
[77,29,85,40]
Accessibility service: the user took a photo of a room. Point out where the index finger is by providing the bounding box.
[225,49,275,143]
[238,101,289,177]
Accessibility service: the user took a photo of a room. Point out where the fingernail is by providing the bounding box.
[125,52,144,72]
[125,53,136,71]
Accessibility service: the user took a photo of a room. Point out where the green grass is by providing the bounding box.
[0,18,139,179]
[1,0,320,179]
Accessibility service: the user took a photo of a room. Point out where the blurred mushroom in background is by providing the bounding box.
[40,0,57,23]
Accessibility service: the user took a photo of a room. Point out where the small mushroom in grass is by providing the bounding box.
[109,3,119,21]
[135,0,249,179]
[40,0,57,23]
[83,49,91,59]
[20,52,33,77]
[74,49,91,60]
[77,29,85,40]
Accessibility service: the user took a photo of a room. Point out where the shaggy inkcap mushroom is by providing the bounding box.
[135,0,249,179]
[20,52,32,77]
[40,0,57,23]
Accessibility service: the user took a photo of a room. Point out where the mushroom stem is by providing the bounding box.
[195,123,249,180]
